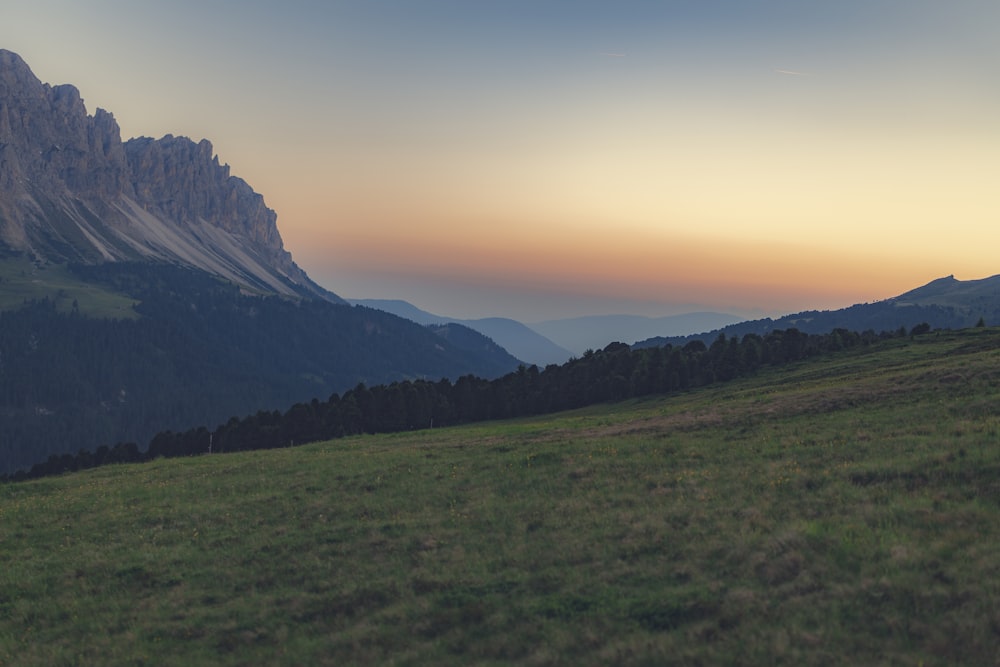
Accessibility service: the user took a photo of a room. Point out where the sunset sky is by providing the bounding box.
[4,1,998,321]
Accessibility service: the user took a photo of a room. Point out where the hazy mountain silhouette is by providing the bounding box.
[350,299,573,366]
[350,299,746,362]
[530,312,744,356]
[634,275,1000,348]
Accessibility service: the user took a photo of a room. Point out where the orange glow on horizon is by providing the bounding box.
[291,209,968,314]
[15,2,992,320]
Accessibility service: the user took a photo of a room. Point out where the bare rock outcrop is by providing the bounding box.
[0,49,340,301]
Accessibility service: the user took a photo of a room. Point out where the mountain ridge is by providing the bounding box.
[0,50,525,474]
[892,274,1000,306]
[349,298,743,363]
[349,298,574,366]
[0,49,336,301]
[634,274,1000,348]
[529,312,743,355]
[0,261,523,475]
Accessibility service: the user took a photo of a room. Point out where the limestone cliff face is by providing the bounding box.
[126,136,277,244]
[0,50,132,257]
[123,134,306,294]
[0,49,340,301]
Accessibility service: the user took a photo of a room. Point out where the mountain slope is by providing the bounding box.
[350,298,573,366]
[893,274,1000,308]
[0,51,524,473]
[634,274,1000,348]
[0,49,335,301]
[348,299,443,325]
[0,262,521,474]
[466,317,574,365]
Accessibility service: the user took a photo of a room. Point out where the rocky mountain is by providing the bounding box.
[634,274,1000,349]
[0,261,523,475]
[0,49,335,300]
[0,50,528,474]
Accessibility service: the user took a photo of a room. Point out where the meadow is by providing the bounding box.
[0,256,138,317]
[2,329,999,665]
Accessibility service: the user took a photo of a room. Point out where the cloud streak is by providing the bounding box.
[774,68,809,76]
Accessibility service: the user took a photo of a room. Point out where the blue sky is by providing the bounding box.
[3,1,999,320]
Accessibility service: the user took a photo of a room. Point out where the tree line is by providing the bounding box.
[5,323,926,482]
[0,262,519,474]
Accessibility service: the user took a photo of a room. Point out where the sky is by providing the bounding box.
[3,1,998,321]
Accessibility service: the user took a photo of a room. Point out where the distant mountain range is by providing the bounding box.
[634,274,1000,348]
[355,279,1000,363]
[349,299,574,366]
[349,299,743,364]
[528,312,744,356]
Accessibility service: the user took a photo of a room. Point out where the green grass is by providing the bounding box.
[3,329,1000,665]
[0,256,138,317]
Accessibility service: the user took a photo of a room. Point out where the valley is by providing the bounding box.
[2,328,999,665]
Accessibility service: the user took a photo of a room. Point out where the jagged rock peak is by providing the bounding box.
[125,135,277,243]
[0,49,341,302]
[0,49,42,96]
[0,50,130,194]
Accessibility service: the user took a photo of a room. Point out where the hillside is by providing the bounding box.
[349,297,744,364]
[635,274,1000,349]
[0,49,527,474]
[894,274,1000,309]
[0,262,521,475]
[350,298,574,366]
[3,328,999,665]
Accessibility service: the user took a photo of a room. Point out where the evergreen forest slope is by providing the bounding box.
[2,327,999,665]
[0,261,520,474]
[12,317,900,479]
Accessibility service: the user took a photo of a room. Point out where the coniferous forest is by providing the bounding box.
[7,319,920,481]
[0,263,520,474]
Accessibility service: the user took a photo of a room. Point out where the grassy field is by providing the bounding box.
[0,256,138,317]
[2,329,999,665]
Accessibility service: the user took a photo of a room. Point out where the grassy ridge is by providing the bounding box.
[2,329,1000,665]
